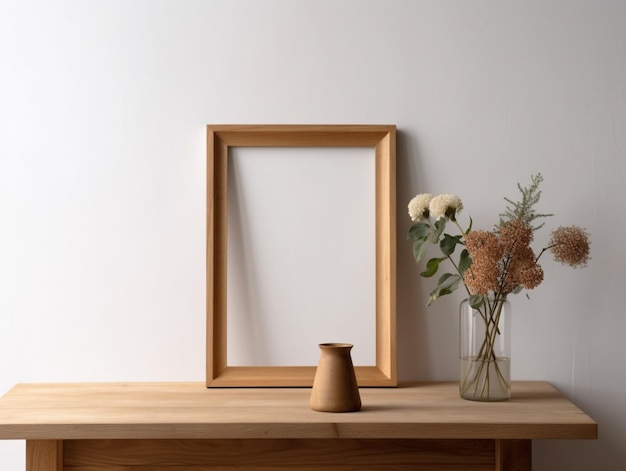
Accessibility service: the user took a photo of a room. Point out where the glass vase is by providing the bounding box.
[459,297,511,401]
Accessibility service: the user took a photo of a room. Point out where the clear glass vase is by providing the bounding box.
[459,297,511,401]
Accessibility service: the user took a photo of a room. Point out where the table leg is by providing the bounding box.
[495,439,531,471]
[26,440,63,471]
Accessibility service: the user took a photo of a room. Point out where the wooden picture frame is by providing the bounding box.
[206,125,396,387]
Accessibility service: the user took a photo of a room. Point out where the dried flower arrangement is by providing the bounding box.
[407,173,590,400]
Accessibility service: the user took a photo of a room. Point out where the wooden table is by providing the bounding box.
[0,381,596,471]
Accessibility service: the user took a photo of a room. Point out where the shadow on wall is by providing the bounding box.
[395,129,443,381]
[534,386,625,470]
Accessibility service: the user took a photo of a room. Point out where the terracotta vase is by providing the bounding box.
[310,343,361,412]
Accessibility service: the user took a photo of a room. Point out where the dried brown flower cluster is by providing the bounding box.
[407,174,591,306]
[463,231,501,294]
[549,226,590,267]
[463,220,544,296]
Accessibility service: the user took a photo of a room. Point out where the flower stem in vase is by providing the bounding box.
[460,297,511,401]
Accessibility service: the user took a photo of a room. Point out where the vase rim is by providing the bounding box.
[319,342,353,349]
[463,295,509,301]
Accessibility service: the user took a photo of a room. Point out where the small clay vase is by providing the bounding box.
[310,343,361,412]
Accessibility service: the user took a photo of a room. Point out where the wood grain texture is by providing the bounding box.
[495,439,531,471]
[0,382,597,441]
[206,124,397,387]
[63,438,495,471]
[26,440,62,471]
[206,124,395,147]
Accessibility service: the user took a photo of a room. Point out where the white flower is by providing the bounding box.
[429,194,463,221]
[408,193,432,221]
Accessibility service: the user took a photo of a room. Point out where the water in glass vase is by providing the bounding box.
[460,356,511,401]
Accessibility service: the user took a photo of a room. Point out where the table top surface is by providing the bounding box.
[0,381,597,440]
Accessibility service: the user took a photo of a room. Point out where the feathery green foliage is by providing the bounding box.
[499,173,553,231]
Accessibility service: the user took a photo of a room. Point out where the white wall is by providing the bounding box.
[0,0,623,469]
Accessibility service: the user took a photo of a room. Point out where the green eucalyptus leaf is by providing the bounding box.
[431,218,446,241]
[465,216,473,235]
[412,238,429,263]
[469,294,484,309]
[440,234,462,256]
[459,249,472,275]
[427,273,461,306]
[408,222,432,240]
[420,257,444,278]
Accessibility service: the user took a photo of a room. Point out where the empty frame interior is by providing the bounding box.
[226,146,377,368]
[206,125,396,387]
